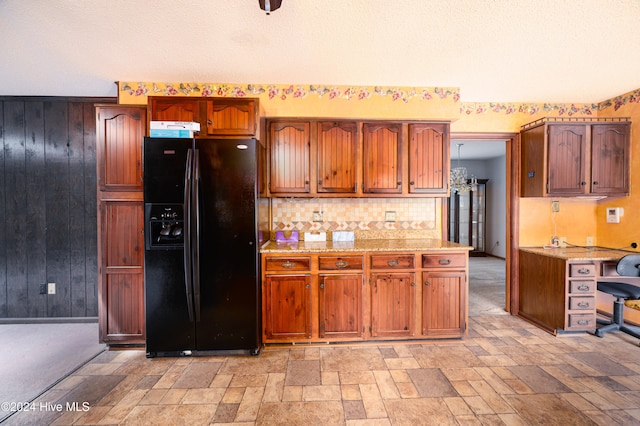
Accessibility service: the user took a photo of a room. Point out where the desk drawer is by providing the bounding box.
[370,254,414,269]
[569,280,595,294]
[570,264,596,277]
[567,313,596,330]
[265,257,311,271]
[319,256,363,270]
[569,296,595,310]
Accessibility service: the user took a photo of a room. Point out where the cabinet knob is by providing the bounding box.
[410,181,415,185]
[438,259,451,265]
[335,261,349,268]
[387,259,399,267]
[281,261,295,269]
[577,284,590,291]
[581,181,587,186]
[593,181,599,185]
[207,119,212,125]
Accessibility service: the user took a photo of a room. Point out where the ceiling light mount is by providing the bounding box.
[258,0,282,15]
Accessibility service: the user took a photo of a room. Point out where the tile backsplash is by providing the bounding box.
[271,198,440,239]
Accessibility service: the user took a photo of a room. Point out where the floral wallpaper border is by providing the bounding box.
[119,82,640,116]
[119,82,459,104]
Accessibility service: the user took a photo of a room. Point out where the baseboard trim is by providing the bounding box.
[0,317,98,324]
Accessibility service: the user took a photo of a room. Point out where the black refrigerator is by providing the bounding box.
[143,137,261,357]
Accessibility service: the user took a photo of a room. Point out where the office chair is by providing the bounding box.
[593,254,640,343]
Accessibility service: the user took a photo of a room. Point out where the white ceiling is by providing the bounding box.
[1,0,639,103]
[451,140,506,160]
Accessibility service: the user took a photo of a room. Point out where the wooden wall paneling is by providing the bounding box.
[83,103,98,317]
[44,102,72,317]
[0,101,5,317]
[24,101,47,317]
[4,101,29,317]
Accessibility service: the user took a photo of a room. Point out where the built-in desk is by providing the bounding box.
[519,247,636,334]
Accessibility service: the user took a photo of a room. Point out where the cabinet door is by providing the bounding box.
[363,123,402,194]
[319,274,363,338]
[149,97,201,123]
[205,98,256,136]
[371,272,415,337]
[96,106,146,192]
[269,121,311,194]
[264,275,312,340]
[408,123,449,194]
[98,199,145,343]
[317,121,358,193]
[547,125,587,195]
[590,123,629,195]
[422,271,466,337]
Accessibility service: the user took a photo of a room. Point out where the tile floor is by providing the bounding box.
[4,315,640,425]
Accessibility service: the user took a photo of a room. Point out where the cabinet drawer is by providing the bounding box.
[570,264,596,277]
[265,257,311,271]
[319,256,363,270]
[569,280,595,294]
[422,253,466,269]
[569,296,595,310]
[370,254,415,269]
[567,313,596,330]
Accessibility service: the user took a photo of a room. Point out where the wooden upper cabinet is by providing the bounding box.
[149,97,200,122]
[520,118,630,197]
[362,122,402,194]
[96,105,146,192]
[269,121,311,194]
[408,123,449,194]
[590,123,629,195]
[205,98,256,136]
[317,121,358,193]
[148,96,258,137]
[547,125,588,195]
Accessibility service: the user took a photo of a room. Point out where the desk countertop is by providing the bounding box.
[519,246,633,261]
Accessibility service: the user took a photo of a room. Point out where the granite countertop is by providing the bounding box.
[260,239,473,254]
[519,246,634,261]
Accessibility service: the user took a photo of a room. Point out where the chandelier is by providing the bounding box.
[450,143,478,194]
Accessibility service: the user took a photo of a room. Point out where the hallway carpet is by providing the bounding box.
[0,322,105,423]
[5,315,640,425]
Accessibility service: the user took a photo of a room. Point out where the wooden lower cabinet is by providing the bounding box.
[261,250,468,344]
[371,273,416,337]
[263,275,312,340]
[422,271,466,337]
[319,274,363,338]
[98,196,145,344]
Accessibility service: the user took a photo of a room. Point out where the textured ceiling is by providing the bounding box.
[1,0,639,103]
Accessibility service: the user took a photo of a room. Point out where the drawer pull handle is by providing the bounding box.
[387,259,399,267]
[335,261,349,268]
[577,268,591,275]
[281,261,295,269]
[577,302,591,308]
[577,319,591,325]
[438,259,451,265]
[577,284,590,291]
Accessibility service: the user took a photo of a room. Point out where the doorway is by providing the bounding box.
[447,133,518,314]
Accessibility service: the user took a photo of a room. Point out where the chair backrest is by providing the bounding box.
[616,254,640,277]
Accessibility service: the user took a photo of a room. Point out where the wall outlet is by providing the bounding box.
[47,282,56,295]
[586,236,594,246]
[385,211,397,222]
[559,237,567,247]
[551,201,560,213]
[312,211,323,222]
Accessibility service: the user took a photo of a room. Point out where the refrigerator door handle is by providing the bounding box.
[183,149,195,323]
[193,149,201,322]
